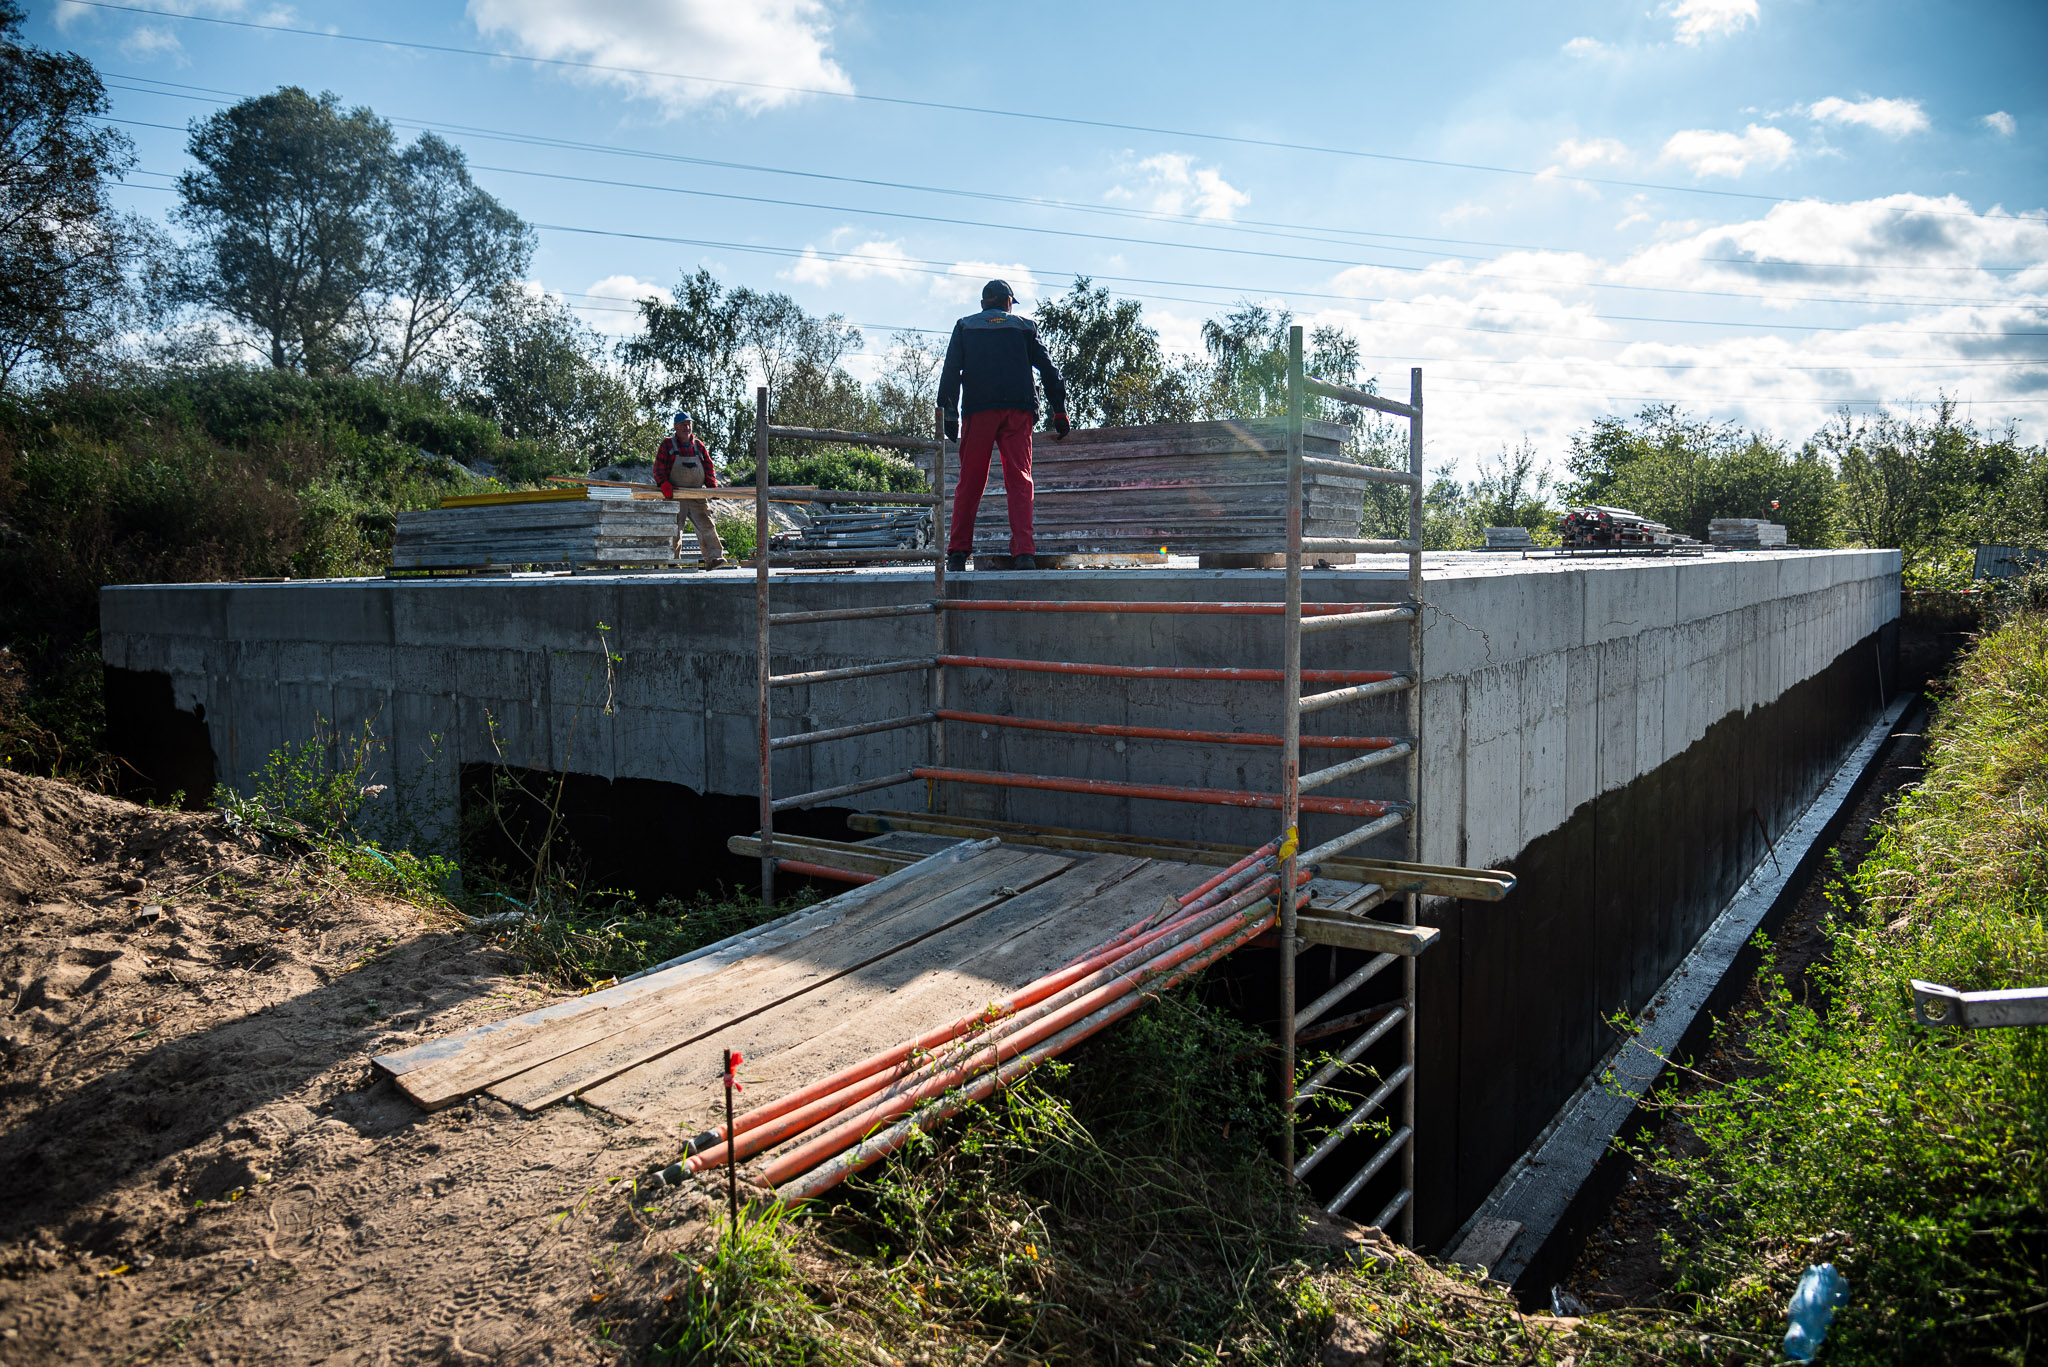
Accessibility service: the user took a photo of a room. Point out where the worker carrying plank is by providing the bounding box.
[936,280,1069,572]
[654,411,728,570]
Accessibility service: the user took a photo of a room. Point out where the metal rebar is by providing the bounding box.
[1295,1064,1414,1178]
[934,599,1401,616]
[1296,953,1399,1030]
[1297,606,1418,634]
[1299,742,1415,792]
[912,766,1399,817]
[940,655,1400,685]
[769,769,922,812]
[1401,364,1424,1247]
[769,602,937,626]
[769,657,937,687]
[1326,1128,1412,1218]
[1280,324,1305,1179]
[755,387,774,907]
[936,709,1404,751]
[1299,675,1415,713]
[769,712,939,750]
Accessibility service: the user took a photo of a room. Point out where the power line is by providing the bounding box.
[66,0,2046,225]
[99,75,2047,284]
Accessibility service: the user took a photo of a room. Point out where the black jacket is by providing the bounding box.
[936,308,1067,421]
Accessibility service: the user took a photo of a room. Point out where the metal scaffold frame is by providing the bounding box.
[751,337,1436,1239]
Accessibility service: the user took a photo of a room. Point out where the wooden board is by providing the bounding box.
[580,856,1191,1128]
[377,841,1022,1108]
[484,848,1075,1111]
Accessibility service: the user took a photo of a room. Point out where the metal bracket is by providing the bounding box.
[1911,979,2048,1029]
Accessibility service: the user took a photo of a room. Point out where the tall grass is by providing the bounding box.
[1647,610,2048,1362]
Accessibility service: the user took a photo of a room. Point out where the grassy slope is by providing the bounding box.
[1643,609,2048,1362]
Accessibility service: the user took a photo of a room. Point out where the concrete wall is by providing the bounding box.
[101,549,1900,1243]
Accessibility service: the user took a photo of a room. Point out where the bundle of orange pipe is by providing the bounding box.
[669,841,1306,1201]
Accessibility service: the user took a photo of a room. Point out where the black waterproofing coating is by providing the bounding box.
[937,308,1068,421]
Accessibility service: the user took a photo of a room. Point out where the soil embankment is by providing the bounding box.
[0,769,711,1365]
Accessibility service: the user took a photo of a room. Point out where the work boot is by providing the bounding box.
[1011,553,1037,571]
[701,558,729,572]
[946,550,968,573]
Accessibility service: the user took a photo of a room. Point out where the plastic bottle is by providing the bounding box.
[1782,1262,1849,1361]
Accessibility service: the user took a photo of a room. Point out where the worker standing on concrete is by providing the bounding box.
[936,280,1069,572]
[654,411,728,570]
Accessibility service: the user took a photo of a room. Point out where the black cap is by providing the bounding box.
[981,278,1014,307]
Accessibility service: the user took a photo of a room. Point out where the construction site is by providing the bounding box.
[81,337,1903,1285]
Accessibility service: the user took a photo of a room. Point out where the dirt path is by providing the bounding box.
[1553,706,1931,1312]
[0,770,713,1366]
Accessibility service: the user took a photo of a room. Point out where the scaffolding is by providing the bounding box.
[750,325,1433,1238]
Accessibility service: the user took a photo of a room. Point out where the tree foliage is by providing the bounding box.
[1566,404,1838,546]
[0,2,150,387]
[460,286,651,470]
[384,132,532,383]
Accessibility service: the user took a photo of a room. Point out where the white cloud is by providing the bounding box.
[465,0,852,116]
[942,261,1041,310]
[1808,95,1929,137]
[119,23,185,59]
[1667,0,1758,44]
[1660,124,1795,178]
[1562,36,1612,59]
[784,237,921,289]
[1106,153,1249,221]
[1983,110,2017,137]
[1552,137,1629,169]
[571,275,670,335]
[57,0,294,52]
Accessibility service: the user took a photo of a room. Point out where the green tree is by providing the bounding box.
[174,87,396,372]
[463,286,651,469]
[0,2,149,386]
[623,267,750,465]
[1468,437,1558,534]
[1567,404,1836,546]
[1035,277,1198,426]
[871,331,943,437]
[384,132,532,383]
[1821,400,1982,564]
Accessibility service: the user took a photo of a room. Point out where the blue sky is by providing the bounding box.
[31,0,2048,474]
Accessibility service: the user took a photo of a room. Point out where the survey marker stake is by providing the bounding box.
[723,1049,743,1238]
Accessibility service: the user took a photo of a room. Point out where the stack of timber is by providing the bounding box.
[1709,518,1789,550]
[1483,525,1535,550]
[390,487,681,570]
[924,418,1380,556]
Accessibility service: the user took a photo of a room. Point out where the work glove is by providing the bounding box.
[659,482,674,499]
[1050,412,1070,439]
[942,412,959,442]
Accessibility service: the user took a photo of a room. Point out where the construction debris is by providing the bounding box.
[1559,505,1697,550]
[1710,519,1790,550]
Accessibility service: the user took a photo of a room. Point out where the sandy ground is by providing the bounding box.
[0,770,715,1366]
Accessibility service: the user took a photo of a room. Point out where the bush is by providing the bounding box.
[1645,610,2048,1361]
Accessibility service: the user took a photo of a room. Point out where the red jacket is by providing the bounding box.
[654,433,717,493]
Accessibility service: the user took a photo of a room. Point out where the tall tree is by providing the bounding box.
[0,2,146,386]
[384,133,532,383]
[622,268,750,464]
[463,286,649,466]
[174,87,395,372]
[1035,277,1197,426]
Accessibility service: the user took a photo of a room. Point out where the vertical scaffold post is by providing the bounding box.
[1400,366,1424,1244]
[930,408,948,812]
[755,386,774,907]
[1279,325,1306,1175]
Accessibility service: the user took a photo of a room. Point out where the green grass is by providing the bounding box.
[1639,609,2048,1363]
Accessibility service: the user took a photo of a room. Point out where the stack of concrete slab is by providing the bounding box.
[1710,519,1789,550]
[930,418,1380,557]
[390,489,681,569]
[1484,526,1535,549]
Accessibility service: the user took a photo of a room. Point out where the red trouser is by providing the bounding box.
[949,408,1035,556]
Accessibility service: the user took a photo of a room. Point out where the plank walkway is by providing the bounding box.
[375,840,1218,1138]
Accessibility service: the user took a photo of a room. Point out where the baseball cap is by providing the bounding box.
[981,279,1014,307]
[671,411,693,424]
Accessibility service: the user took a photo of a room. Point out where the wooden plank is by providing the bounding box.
[581,855,1182,1126]
[1296,913,1440,956]
[383,841,1024,1108]
[726,834,921,876]
[485,849,1077,1110]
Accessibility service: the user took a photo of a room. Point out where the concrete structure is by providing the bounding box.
[101,548,1900,1244]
